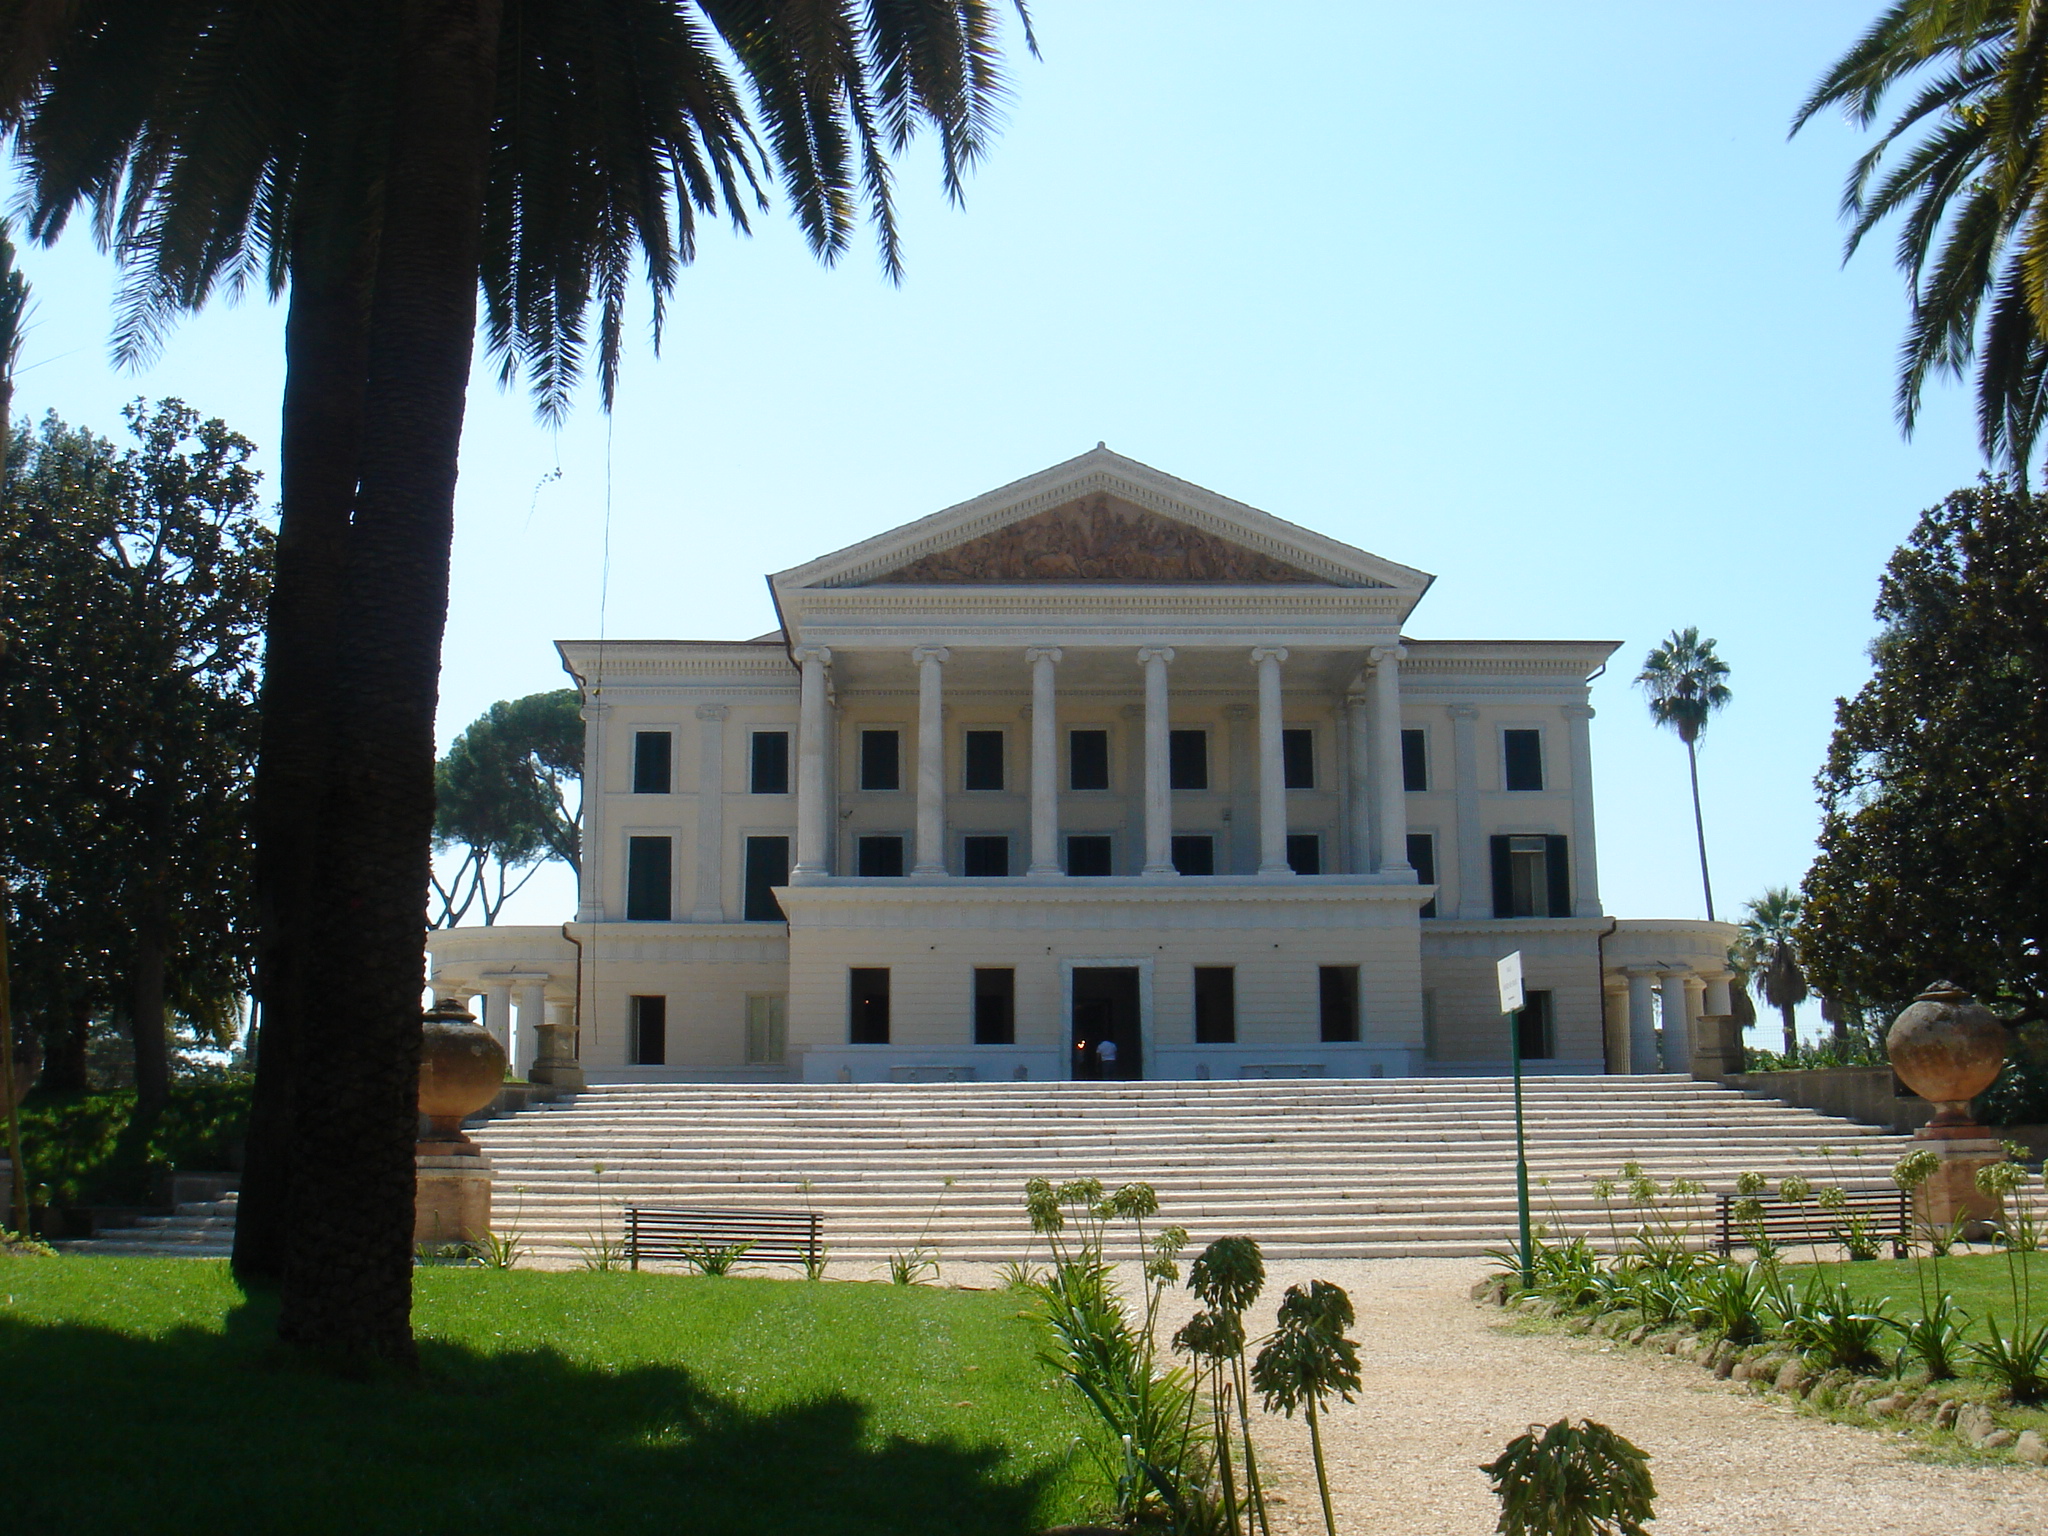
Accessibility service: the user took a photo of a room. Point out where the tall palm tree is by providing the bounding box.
[0,0,1035,1361]
[1734,887,1809,1060]
[1636,626,1732,921]
[1794,2,2048,487]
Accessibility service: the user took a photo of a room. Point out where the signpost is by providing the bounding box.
[1497,951,1534,1290]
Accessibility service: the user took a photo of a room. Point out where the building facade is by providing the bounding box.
[427,449,1736,1085]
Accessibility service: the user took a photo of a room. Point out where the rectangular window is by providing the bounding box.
[745,994,787,1065]
[1516,989,1555,1061]
[629,995,667,1065]
[1282,728,1315,790]
[849,968,891,1044]
[1503,729,1544,791]
[1194,966,1236,1043]
[633,731,672,795]
[742,835,789,922]
[1401,729,1428,792]
[1069,729,1111,791]
[973,968,1016,1045]
[1286,833,1321,875]
[1407,832,1438,919]
[1168,729,1209,791]
[963,730,1005,791]
[962,835,1011,877]
[1319,966,1360,1043]
[856,834,905,877]
[860,729,901,791]
[750,731,790,795]
[1066,834,1114,877]
[1171,834,1215,876]
[625,836,672,921]
[1490,834,1569,918]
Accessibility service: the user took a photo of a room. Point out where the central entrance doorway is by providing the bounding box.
[1071,967,1142,1080]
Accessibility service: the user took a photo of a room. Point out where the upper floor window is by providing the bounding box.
[1491,834,1568,918]
[1407,832,1438,918]
[1282,728,1315,789]
[1171,834,1214,876]
[625,836,672,920]
[1168,729,1209,790]
[1285,833,1321,875]
[750,730,790,794]
[860,729,901,791]
[962,835,1011,877]
[632,731,672,794]
[1402,729,1428,792]
[856,834,905,877]
[1503,729,1544,791]
[1069,729,1111,790]
[742,835,789,922]
[963,729,1005,791]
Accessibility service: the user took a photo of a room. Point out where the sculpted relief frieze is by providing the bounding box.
[861,493,1351,585]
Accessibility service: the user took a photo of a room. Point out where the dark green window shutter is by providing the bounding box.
[626,836,672,920]
[1545,835,1570,917]
[743,836,789,921]
[1490,835,1513,918]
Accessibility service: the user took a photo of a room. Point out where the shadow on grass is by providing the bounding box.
[1,1298,1055,1536]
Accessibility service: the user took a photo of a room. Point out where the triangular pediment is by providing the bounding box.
[864,491,1324,585]
[771,447,1432,594]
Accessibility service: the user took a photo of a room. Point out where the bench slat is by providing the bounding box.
[624,1204,823,1271]
[1713,1188,1908,1258]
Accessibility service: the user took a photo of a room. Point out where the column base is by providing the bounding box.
[529,1060,585,1090]
[415,1152,494,1251]
[1255,863,1293,878]
[1140,864,1179,878]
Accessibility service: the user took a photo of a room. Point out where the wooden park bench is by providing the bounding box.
[1713,1186,1909,1260]
[623,1204,824,1272]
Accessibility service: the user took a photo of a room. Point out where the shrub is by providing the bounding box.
[1481,1419,1655,1536]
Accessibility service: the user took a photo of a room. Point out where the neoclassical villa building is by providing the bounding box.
[428,449,1737,1086]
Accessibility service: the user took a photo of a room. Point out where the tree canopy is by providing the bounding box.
[431,688,581,926]
[0,401,271,1117]
[1800,478,2048,1021]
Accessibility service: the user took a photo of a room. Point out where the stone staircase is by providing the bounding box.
[60,1194,239,1259]
[469,1076,1915,1269]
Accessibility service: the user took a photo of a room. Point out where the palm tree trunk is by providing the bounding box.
[234,194,379,1293]
[1780,1002,1797,1062]
[1686,737,1715,921]
[277,0,503,1362]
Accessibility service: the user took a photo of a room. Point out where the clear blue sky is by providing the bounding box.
[7,3,1985,1031]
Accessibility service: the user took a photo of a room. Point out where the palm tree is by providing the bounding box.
[1636,627,1732,921]
[1794,3,2048,487]
[0,0,1035,1362]
[1734,887,1810,1060]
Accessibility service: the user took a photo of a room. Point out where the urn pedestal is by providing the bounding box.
[415,1000,508,1251]
[1887,982,2011,1238]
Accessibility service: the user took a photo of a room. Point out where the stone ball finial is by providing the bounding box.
[1886,981,2008,1131]
[419,998,508,1153]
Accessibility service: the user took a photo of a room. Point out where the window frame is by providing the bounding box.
[962,728,1006,792]
[1281,727,1315,790]
[749,729,791,795]
[859,727,903,792]
[624,834,673,921]
[632,730,673,795]
[848,967,891,1045]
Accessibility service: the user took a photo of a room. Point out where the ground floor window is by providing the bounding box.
[849,968,891,1044]
[1286,833,1321,875]
[1516,989,1555,1060]
[1318,965,1360,1042]
[743,835,790,921]
[962,835,1011,877]
[745,993,787,1064]
[625,836,672,921]
[973,968,1016,1045]
[856,833,905,877]
[1066,833,1113,876]
[630,995,667,1065]
[1171,834,1215,876]
[1194,966,1236,1043]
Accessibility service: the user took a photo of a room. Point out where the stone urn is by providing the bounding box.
[418,999,507,1155]
[1887,981,2008,1134]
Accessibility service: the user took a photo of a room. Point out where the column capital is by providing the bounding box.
[1136,645,1176,666]
[694,703,729,721]
[1367,642,1408,667]
[1561,702,1595,721]
[1024,645,1064,666]
[1248,645,1289,665]
[794,644,832,666]
[1448,702,1480,720]
[911,644,950,666]
[1658,965,1693,981]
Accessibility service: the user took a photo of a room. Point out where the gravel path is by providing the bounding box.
[1144,1257,2046,1536]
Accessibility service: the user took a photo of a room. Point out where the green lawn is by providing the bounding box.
[0,1258,1097,1536]
[1786,1249,2047,1335]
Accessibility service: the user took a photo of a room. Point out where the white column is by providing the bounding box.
[792,645,832,877]
[1026,646,1062,875]
[1137,646,1177,876]
[912,645,950,875]
[1450,703,1485,914]
[575,700,609,920]
[483,982,514,1056]
[1250,646,1290,874]
[1561,702,1602,916]
[515,981,547,1078]
[692,703,728,920]
[1660,968,1693,1075]
[1347,687,1373,873]
[1625,968,1657,1075]
[1370,644,1411,873]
